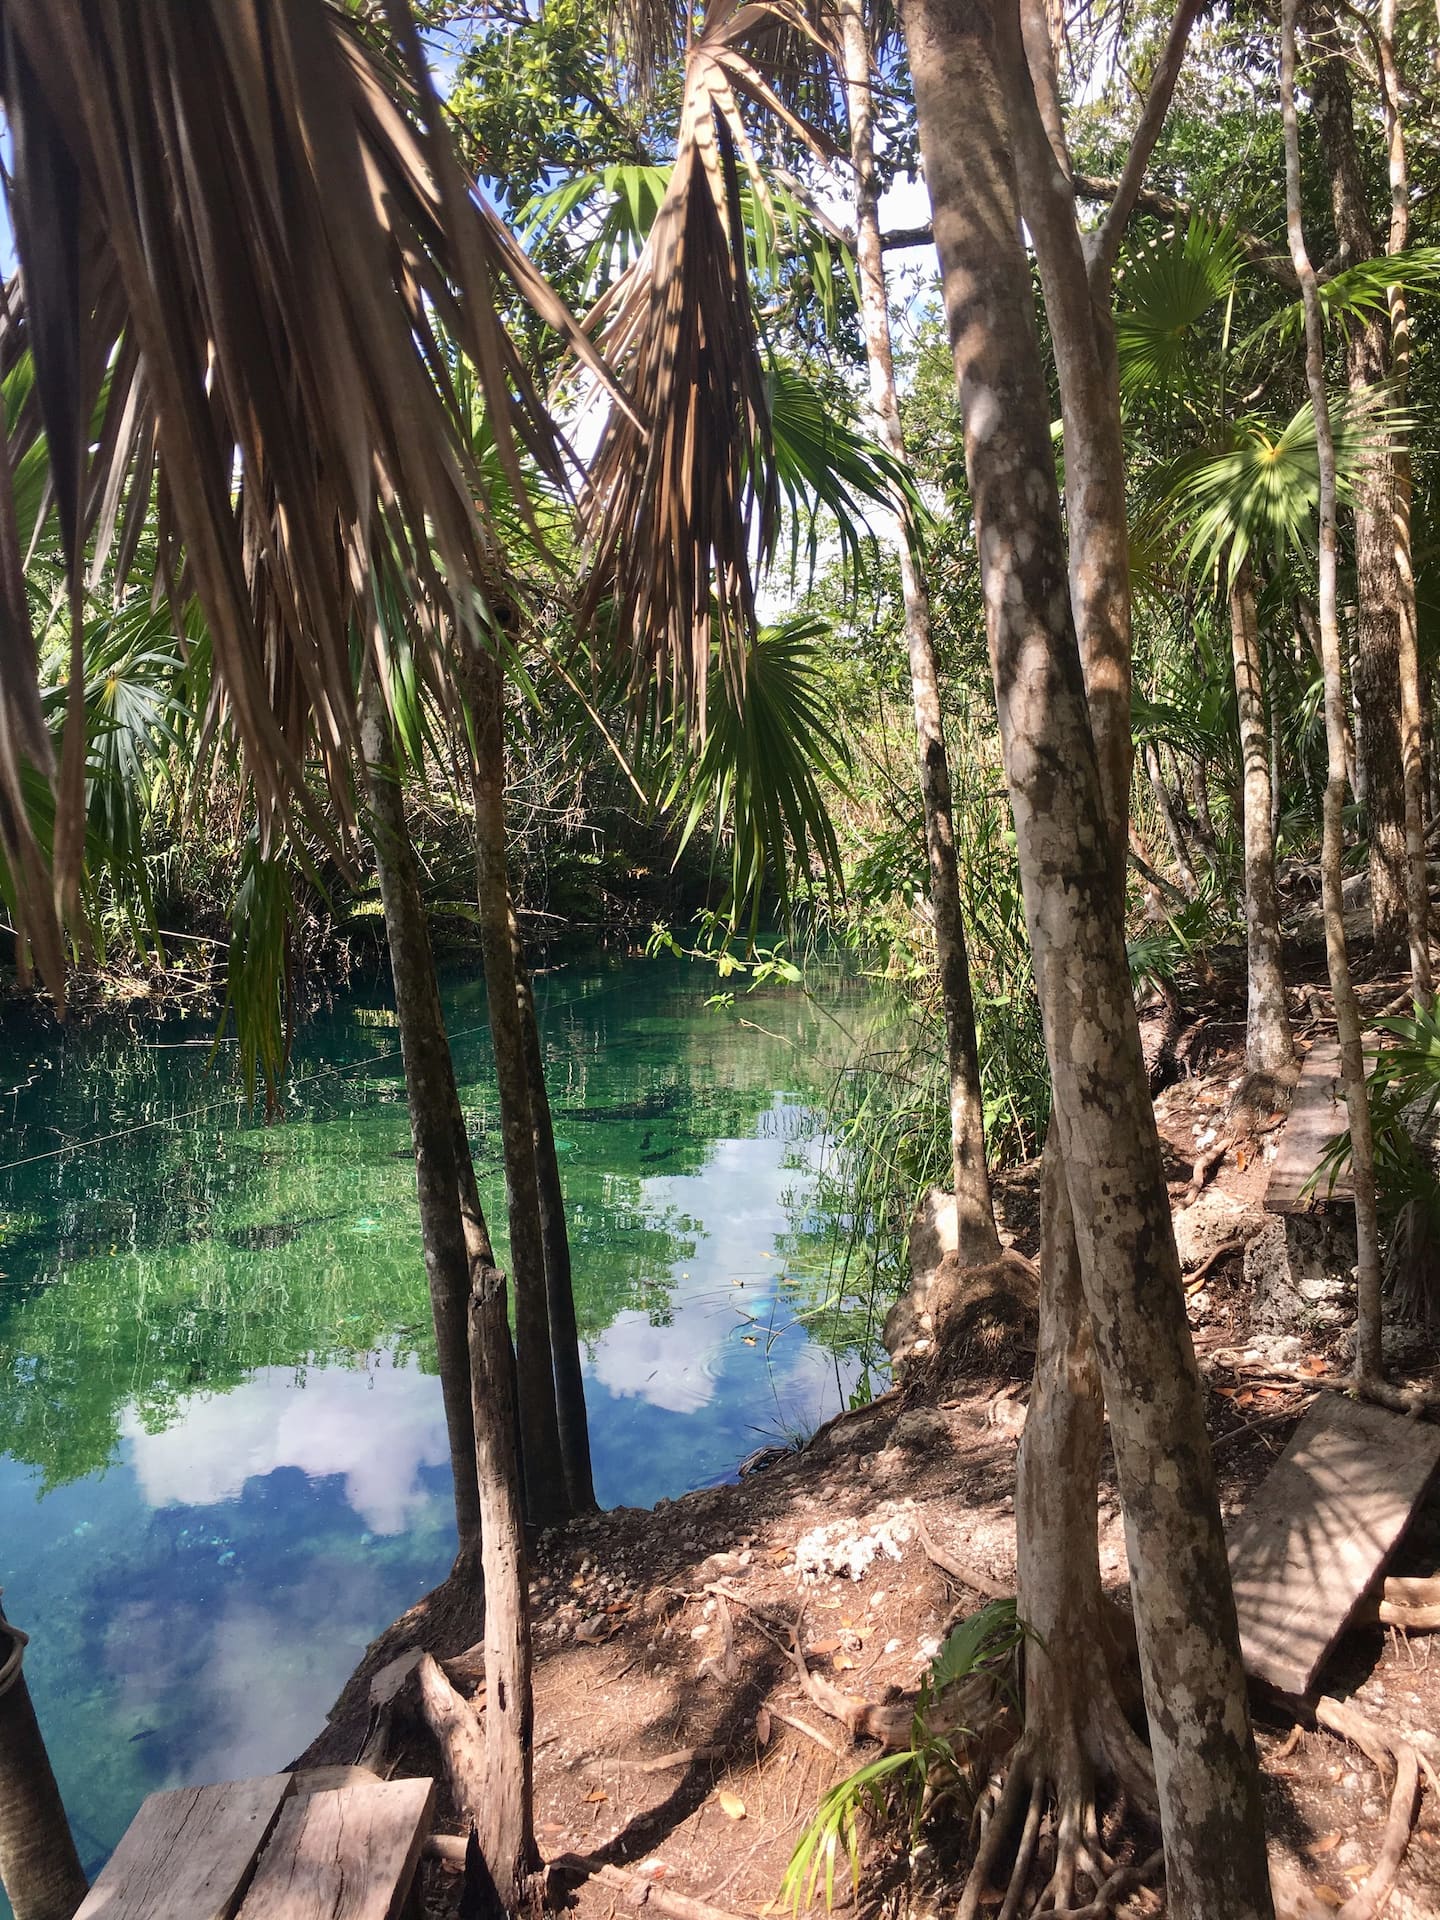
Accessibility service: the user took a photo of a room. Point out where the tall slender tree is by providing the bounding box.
[1281,0,1385,1387]
[460,636,590,1517]
[836,0,999,1263]
[1309,3,1412,967]
[896,0,1274,1911]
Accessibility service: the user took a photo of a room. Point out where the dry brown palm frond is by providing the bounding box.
[574,0,837,733]
[0,0,612,998]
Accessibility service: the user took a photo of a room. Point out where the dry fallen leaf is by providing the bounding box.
[1311,1887,1345,1908]
[585,1790,609,1804]
[755,1708,772,1746]
[808,1639,840,1657]
[718,1791,747,1821]
[1308,1832,1342,1856]
[834,1654,856,1672]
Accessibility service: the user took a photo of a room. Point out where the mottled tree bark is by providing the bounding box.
[1282,0,1386,1384]
[838,0,999,1263]
[1310,4,1408,963]
[1229,563,1296,1075]
[360,678,483,1558]
[898,1,1274,1911]
[461,643,572,1526]
[0,1608,87,1920]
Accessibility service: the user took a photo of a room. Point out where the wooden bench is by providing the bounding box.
[73,1772,434,1920]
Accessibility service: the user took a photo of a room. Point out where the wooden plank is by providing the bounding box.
[237,1778,435,1920]
[1265,1039,1353,1213]
[74,1775,294,1920]
[1227,1393,1440,1697]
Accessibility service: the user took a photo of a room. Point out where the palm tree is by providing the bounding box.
[0,2,611,1905]
[1281,0,1385,1392]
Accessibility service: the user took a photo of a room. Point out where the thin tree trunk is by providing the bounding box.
[1311,4,1408,963]
[899,3,1274,1913]
[469,1267,537,1909]
[461,643,570,1526]
[0,1607,87,1920]
[1281,0,1385,1385]
[1378,0,1431,1002]
[838,0,999,1265]
[1144,744,1200,897]
[1191,759,1217,851]
[1229,563,1295,1076]
[1264,630,1283,847]
[511,922,596,1510]
[360,678,483,1559]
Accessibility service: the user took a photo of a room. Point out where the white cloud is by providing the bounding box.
[120,1352,450,1536]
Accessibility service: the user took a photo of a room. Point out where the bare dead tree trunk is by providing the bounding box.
[0,1608,87,1920]
[461,643,571,1527]
[1310,3,1408,964]
[838,0,999,1263]
[1229,563,1296,1076]
[1378,0,1431,1003]
[469,1267,538,1910]
[1281,0,1385,1385]
[360,678,483,1559]
[899,2,1274,1912]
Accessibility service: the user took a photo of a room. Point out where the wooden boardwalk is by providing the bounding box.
[1227,1393,1440,1697]
[73,1773,434,1920]
[1264,1039,1356,1213]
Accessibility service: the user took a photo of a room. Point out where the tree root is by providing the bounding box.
[958,1714,1155,1920]
[1350,1372,1440,1418]
[915,1510,1014,1602]
[1315,1696,1422,1920]
[1355,1572,1440,1632]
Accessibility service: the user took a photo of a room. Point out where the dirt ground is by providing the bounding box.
[296,983,1440,1920]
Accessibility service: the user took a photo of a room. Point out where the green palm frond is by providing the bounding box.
[667,613,850,932]
[1115,216,1247,401]
[1159,392,1398,587]
[769,362,928,599]
[1238,246,1440,356]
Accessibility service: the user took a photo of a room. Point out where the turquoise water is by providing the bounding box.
[0,950,880,1892]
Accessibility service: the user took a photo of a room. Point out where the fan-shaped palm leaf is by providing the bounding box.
[667,612,850,930]
[1157,393,1397,587]
[1237,246,1440,356]
[1115,216,1247,402]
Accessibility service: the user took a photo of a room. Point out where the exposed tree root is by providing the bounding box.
[1356,1572,1440,1631]
[1351,1372,1440,1418]
[915,1510,1013,1602]
[1315,1696,1422,1920]
[957,1702,1156,1920]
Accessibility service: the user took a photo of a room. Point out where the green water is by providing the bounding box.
[0,949,882,1893]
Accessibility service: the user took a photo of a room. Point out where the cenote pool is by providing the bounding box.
[0,947,885,1898]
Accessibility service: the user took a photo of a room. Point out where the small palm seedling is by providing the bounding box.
[780,1600,1026,1914]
